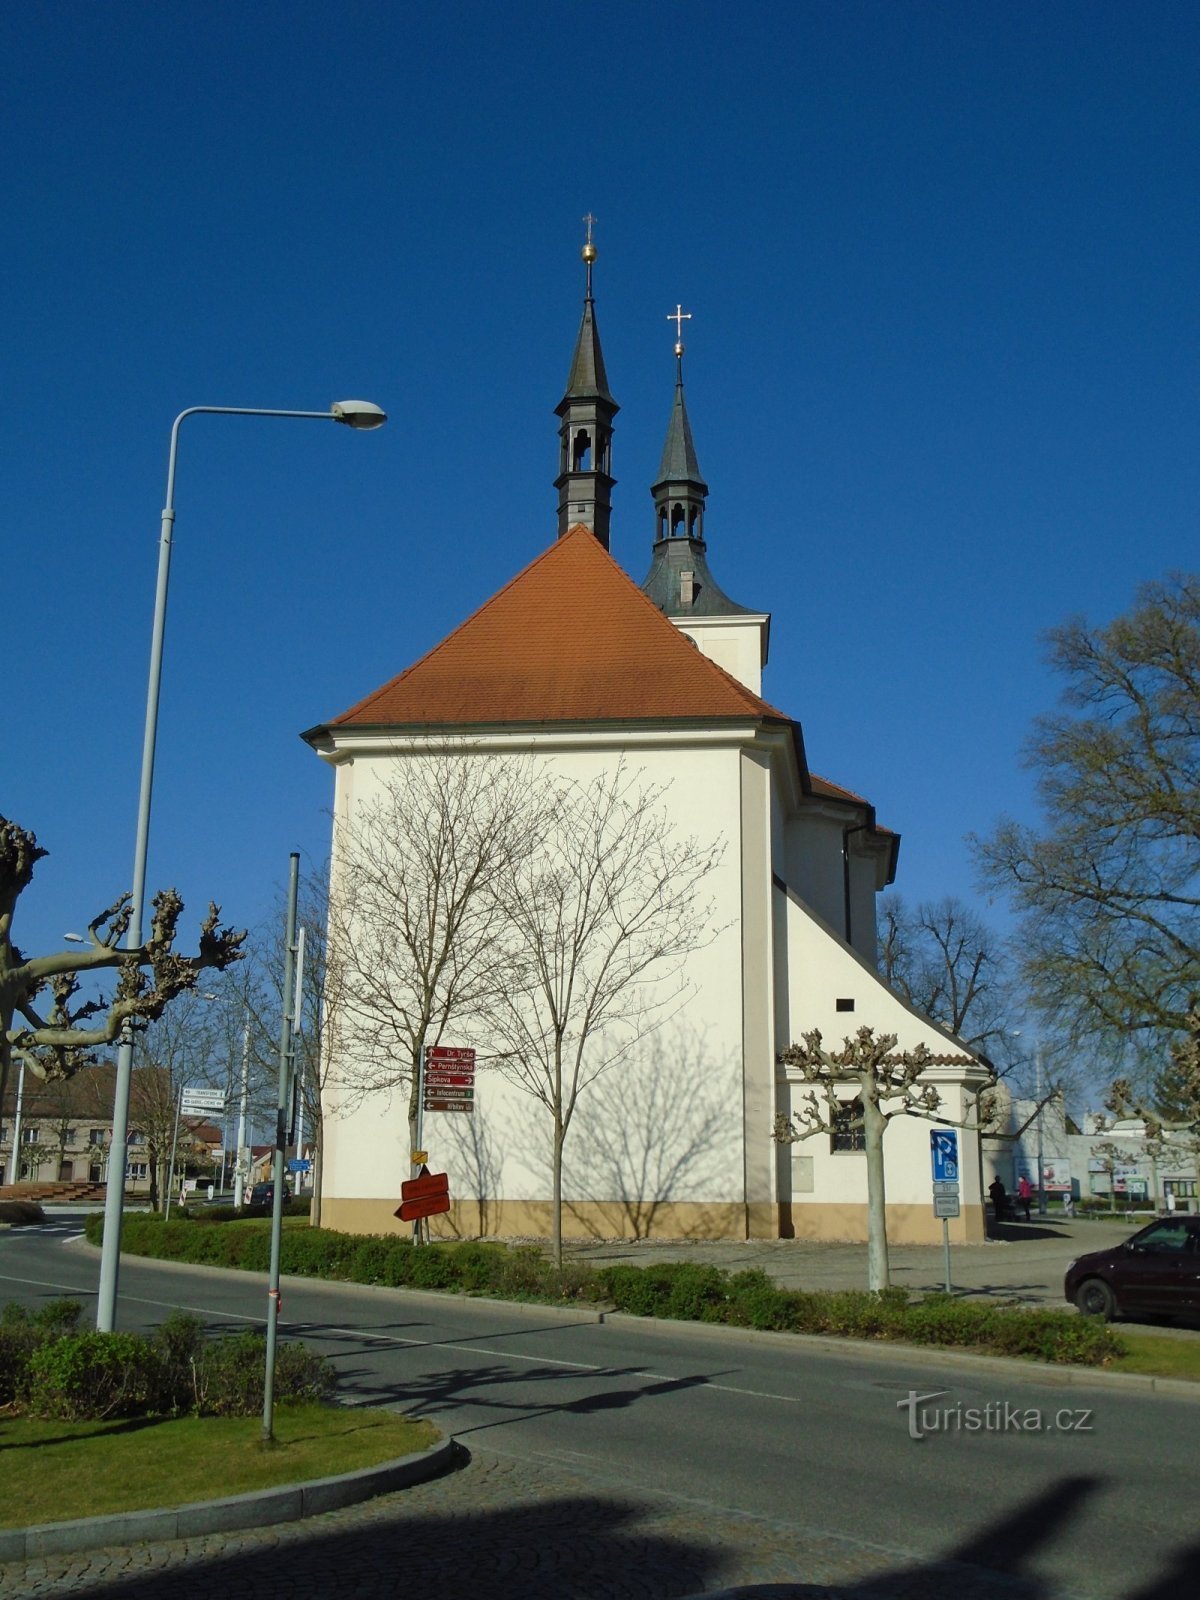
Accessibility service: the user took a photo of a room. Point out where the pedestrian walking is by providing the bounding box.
[988,1176,1007,1229]
[1017,1174,1033,1221]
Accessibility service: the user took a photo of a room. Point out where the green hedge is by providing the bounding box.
[86,1214,1126,1367]
[1,1302,334,1421]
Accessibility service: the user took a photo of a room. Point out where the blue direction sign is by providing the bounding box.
[930,1128,959,1184]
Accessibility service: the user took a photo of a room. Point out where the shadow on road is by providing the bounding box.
[24,1463,1200,1599]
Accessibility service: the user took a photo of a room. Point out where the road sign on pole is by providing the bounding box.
[181,1087,226,1115]
[930,1128,959,1184]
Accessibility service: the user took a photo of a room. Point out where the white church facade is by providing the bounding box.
[304,247,991,1245]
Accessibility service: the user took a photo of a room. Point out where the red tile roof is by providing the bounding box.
[306,527,892,851]
[319,526,791,730]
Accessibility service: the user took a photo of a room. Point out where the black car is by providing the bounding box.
[249,1180,290,1208]
[1065,1215,1200,1320]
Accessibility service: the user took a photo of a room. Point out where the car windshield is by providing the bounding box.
[1131,1220,1196,1252]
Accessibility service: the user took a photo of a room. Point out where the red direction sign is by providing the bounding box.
[423,1097,474,1114]
[427,1047,476,1066]
[395,1166,450,1222]
[425,1071,475,1088]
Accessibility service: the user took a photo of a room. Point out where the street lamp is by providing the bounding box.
[95,399,386,1332]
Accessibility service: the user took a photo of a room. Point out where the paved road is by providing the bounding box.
[2,1222,1198,1600]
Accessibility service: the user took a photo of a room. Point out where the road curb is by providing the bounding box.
[0,1434,457,1563]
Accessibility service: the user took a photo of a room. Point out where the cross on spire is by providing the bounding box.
[667,303,692,354]
[583,212,597,245]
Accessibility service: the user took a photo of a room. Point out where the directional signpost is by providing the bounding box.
[930,1128,959,1292]
[181,1087,226,1116]
[422,1046,476,1115]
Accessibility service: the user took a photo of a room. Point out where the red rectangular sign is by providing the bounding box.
[423,1097,474,1113]
[395,1192,451,1221]
[427,1047,476,1065]
[395,1167,451,1222]
[424,1070,475,1088]
[400,1170,449,1201]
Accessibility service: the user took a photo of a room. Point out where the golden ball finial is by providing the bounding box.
[582,241,597,264]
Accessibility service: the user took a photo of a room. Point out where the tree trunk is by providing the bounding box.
[310,1116,323,1228]
[863,1091,890,1292]
[552,1110,564,1270]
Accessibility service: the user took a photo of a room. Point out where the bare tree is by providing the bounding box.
[774,1026,978,1291]
[1,816,244,1113]
[878,895,1018,1064]
[225,864,335,1218]
[127,987,227,1208]
[326,752,547,1178]
[492,762,723,1267]
[974,574,1200,1059]
[1101,1006,1200,1185]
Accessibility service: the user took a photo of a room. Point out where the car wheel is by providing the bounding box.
[1076,1278,1117,1319]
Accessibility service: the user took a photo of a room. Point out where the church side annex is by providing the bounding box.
[303,233,991,1245]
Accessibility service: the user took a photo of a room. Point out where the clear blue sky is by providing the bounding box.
[6,2,1198,967]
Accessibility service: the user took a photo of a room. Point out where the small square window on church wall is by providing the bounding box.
[836,997,855,1012]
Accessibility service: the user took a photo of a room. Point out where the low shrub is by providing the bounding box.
[0,1299,85,1405]
[194,1329,334,1416]
[28,1331,154,1420]
[723,1269,798,1331]
[0,1200,46,1226]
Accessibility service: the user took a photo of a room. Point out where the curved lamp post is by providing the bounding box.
[96,400,386,1331]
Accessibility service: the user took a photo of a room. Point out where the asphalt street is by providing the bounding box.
[1,1221,1198,1600]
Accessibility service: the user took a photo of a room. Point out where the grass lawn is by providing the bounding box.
[0,1404,439,1529]
[1108,1330,1200,1382]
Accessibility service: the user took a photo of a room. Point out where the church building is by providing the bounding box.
[304,238,990,1244]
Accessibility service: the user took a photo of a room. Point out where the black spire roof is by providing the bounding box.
[553,231,618,548]
[641,338,761,624]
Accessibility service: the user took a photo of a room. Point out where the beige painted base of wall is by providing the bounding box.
[319,1196,985,1245]
[781,1201,986,1245]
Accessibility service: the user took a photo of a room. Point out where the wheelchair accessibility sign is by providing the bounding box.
[930,1128,959,1184]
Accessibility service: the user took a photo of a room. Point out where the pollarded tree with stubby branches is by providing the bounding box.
[774,1027,981,1293]
[0,816,245,1114]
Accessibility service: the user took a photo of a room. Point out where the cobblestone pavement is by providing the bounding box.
[0,1444,1076,1600]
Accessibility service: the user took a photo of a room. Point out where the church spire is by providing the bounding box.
[652,306,708,543]
[554,215,618,548]
[642,307,763,637]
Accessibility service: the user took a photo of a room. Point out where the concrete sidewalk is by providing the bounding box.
[559,1216,1147,1308]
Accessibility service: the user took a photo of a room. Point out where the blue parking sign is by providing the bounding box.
[930,1128,958,1183]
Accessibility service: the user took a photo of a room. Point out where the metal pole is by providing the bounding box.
[234,1016,250,1209]
[413,1045,425,1244]
[942,1216,952,1294]
[264,853,299,1444]
[1035,1043,1047,1217]
[162,1084,184,1220]
[95,403,380,1333]
[11,1061,26,1182]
